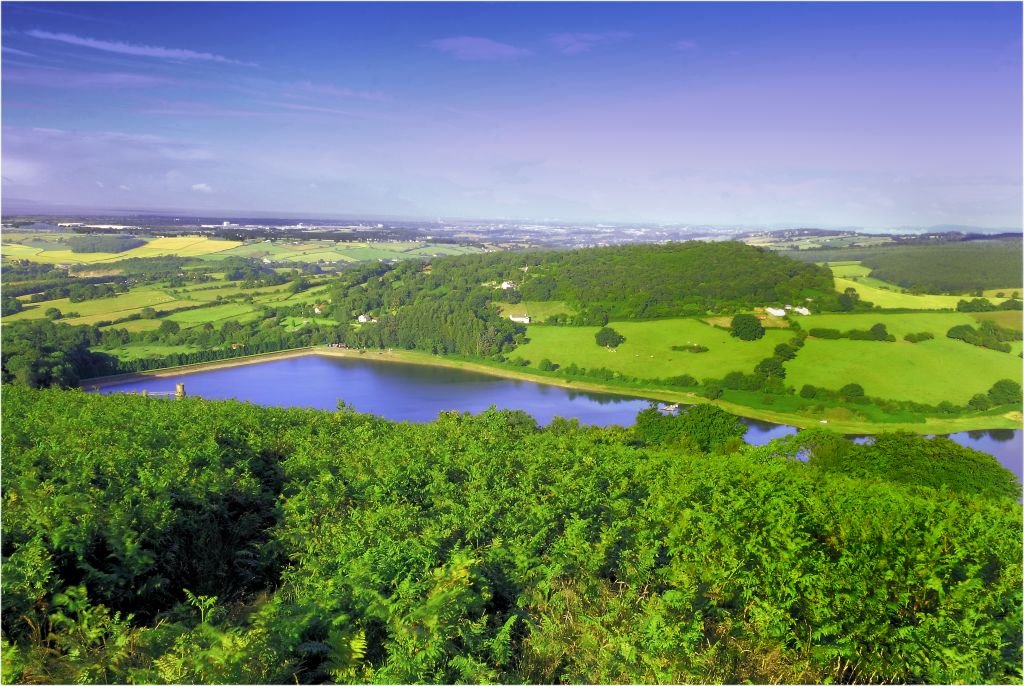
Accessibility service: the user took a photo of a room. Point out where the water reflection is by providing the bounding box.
[94,354,1020,476]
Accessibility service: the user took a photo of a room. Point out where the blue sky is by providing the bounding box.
[2,2,1021,228]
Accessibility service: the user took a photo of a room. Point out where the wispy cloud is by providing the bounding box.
[191,183,213,193]
[275,102,411,123]
[2,46,37,57]
[674,39,698,51]
[294,80,389,101]
[142,101,269,118]
[548,32,633,55]
[428,36,532,61]
[4,66,175,88]
[26,30,256,66]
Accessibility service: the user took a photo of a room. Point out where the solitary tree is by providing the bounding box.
[730,314,765,341]
[595,326,625,348]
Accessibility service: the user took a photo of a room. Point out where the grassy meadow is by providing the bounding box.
[0,235,241,264]
[510,318,792,379]
[498,300,576,322]
[789,312,1022,403]
[834,277,974,309]
[786,337,1021,404]
[217,239,484,264]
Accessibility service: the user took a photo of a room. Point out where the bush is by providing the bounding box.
[808,328,842,339]
[987,379,1022,405]
[967,394,992,411]
[839,383,866,403]
[538,358,559,372]
[671,344,709,353]
[665,374,698,387]
[904,332,934,343]
[799,384,818,399]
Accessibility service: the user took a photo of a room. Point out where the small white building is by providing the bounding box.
[500,281,517,290]
[509,315,531,324]
[357,314,372,323]
[765,307,787,317]
[793,306,811,315]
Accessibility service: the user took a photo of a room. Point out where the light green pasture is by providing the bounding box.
[799,312,989,338]
[785,337,1022,404]
[499,301,576,322]
[511,319,791,379]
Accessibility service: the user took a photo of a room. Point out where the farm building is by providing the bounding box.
[509,315,531,324]
[500,281,517,290]
[765,307,787,317]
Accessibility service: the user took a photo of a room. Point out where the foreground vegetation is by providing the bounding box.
[2,386,1021,684]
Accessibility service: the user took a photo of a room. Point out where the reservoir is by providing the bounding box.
[96,354,1022,478]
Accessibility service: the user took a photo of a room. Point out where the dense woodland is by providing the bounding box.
[2,386,1021,684]
[782,239,1023,293]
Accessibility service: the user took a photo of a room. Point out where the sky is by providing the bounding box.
[1,1,1021,228]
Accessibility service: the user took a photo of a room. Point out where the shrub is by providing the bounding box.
[808,328,842,339]
[967,394,992,411]
[799,384,818,399]
[904,332,934,343]
[987,379,1022,405]
[839,383,866,403]
[538,358,559,372]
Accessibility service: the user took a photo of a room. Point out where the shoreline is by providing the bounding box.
[82,346,1023,434]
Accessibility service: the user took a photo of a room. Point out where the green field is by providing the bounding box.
[834,277,971,309]
[826,261,873,278]
[510,319,792,379]
[800,312,987,338]
[785,337,1021,404]
[498,300,576,322]
[1,235,240,264]
[216,239,481,265]
[790,312,1022,403]
[971,311,1024,331]
[3,287,178,322]
[166,303,257,326]
[108,343,204,361]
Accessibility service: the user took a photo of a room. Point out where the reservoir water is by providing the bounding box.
[96,354,1021,478]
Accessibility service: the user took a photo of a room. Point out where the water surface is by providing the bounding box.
[96,355,1021,476]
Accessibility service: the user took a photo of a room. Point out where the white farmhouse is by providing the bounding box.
[509,315,531,324]
[793,306,811,315]
[357,314,372,323]
[765,307,787,317]
[500,281,517,290]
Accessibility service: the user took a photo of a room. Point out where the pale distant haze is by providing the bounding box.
[2,1,1021,228]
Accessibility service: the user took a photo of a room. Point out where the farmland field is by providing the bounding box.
[498,300,576,322]
[834,277,970,309]
[166,303,258,326]
[510,318,792,379]
[971,311,1024,331]
[0,235,240,264]
[799,312,989,338]
[216,239,482,264]
[2,287,178,322]
[785,337,1021,404]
